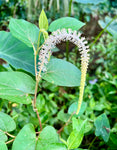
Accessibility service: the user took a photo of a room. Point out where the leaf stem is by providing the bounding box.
[0,129,16,139]
[6,139,15,144]
[5,132,16,138]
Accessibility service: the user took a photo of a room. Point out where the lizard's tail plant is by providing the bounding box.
[38,28,90,115]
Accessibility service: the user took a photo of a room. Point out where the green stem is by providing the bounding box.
[68,0,73,17]
[88,137,97,150]
[37,31,41,51]
[66,41,69,61]
[66,0,73,62]
[90,14,117,48]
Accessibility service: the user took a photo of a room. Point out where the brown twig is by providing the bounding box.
[35,108,42,131]
[57,113,74,134]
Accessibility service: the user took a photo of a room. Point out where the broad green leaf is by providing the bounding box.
[98,16,117,39]
[0,112,16,132]
[48,17,85,32]
[67,119,86,149]
[84,121,93,133]
[72,117,87,132]
[0,32,35,74]
[36,126,59,150]
[94,113,110,142]
[0,130,7,142]
[12,124,36,150]
[0,72,35,104]
[42,59,81,87]
[41,143,67,150]
[72,117,91,133]
[9,18,39,47]
[73,0,106,4]
[68,101,87,116]
[39,9,48,30]
[0,141,8,150]
[57,109,70,122]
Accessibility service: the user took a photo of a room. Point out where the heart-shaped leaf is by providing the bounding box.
[0,31,35,74]
[0,130,7,142]
[42,58,81,87]
[9,18,39,47]
[36,126,59,150]
[68,101,87,116]
[48,17,85,32]
[0,112,16,132]
[12,124,36,150]
[0,141,8,150]
[0,72,35,104]
[94,113,110,142]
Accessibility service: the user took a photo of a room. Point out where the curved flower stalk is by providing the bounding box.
[38,28,90,115]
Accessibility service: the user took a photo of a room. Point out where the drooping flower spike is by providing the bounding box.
[38,28,90,115]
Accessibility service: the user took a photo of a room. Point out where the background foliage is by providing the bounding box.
[0,0,117,150]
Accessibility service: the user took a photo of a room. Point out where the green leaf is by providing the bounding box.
[72,117,87,131]
[98,16,117,39]
[57,109,70,122]
[68,101,87,116]
[39,9,48,30]
[12,124,36,150]
[0,130,7,142]
[84,121,93,133]
[41,143,67,150]
[42,59,81,87]
[67,119,86,149]
[0,72,35,104]
[0,31,35,74]
[36,126,59,150]
[36,94,45,112]
[94,113,110,142]
[0,112,16,132]
[109,133,117,146]
[0,141,8,150]
[9,18,39,47]
[72,117,91,133]
[74,0,106,4]
[48,17,85,32]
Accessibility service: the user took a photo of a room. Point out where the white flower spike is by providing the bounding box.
[38,28,90,115]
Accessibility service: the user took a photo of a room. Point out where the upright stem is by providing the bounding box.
[68,0,73,16]
[66,41,69,61]
[37,31,41,50]
[66,0,73,61]
[33,31,42,131]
